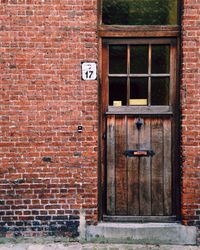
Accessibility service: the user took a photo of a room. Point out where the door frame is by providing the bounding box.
[98,34,181,222]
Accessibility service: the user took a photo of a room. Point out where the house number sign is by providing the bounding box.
[81,62,97,80]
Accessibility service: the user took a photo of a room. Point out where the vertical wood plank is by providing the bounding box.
[151,118,164,215]
[106,115,115,215]
[139,118,151,215]
[115,115,127,215]
[127,117,139,215]
[163,118,172,215]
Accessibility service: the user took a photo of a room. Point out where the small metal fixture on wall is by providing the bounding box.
[78,126,83,133]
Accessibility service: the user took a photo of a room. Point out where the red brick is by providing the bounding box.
[181,0,200,237]
[0,0,98,237]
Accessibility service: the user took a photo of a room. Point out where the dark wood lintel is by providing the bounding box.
[98,25,180,38]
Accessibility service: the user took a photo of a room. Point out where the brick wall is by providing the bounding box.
[0,0,98,237]
[181,0,200,238]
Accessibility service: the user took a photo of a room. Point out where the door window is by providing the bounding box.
[108,43,171,107]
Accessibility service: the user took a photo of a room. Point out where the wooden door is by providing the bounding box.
[102,38,178,220]
[106,115,172,216]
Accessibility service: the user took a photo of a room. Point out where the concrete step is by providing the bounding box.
[86,222,197,245]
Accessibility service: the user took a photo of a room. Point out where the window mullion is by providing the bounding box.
[127,45,130,106]
[148,44,152,106]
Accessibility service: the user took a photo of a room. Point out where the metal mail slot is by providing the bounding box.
[124,150,155,157]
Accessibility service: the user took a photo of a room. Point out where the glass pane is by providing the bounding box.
[102,0,178,25]
[130,45,148,74]
[152,45,170,74]
[151,77,169,105]
[130,78,148,105]
[109,77,127,106]
[109,45,127,74]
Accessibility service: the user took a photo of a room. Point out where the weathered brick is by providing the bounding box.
[182,0,200,241]
[0,0,98,237]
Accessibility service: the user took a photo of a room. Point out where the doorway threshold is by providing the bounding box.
[103,215,177,223]
[86,222,197,245]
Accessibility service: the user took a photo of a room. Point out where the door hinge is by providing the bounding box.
[103,132,106,140]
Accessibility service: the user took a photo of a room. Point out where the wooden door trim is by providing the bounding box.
[99,41,109,219]
[106,106,173,115]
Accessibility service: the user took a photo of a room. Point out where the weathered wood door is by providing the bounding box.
[102,39,178,219]
[106,115,172,216]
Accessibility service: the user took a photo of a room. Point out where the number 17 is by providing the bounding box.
[85,71,93,79]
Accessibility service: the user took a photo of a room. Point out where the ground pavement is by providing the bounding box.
[0,243,199,250]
